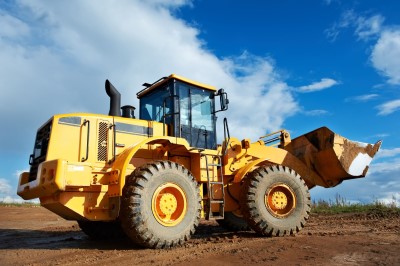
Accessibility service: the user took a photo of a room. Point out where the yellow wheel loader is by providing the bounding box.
[17,74,381,248]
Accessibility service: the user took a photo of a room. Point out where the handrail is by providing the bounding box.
[81,119,90,162]
[222,117,230,156]
[259,129,285,146]
[109,124,116,163]
[259,129,285,139]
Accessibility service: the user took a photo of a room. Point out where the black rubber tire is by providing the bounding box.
[216,212,250,231]
[77,220,126,240]
[120,160,201,249]
[241,165,311,236]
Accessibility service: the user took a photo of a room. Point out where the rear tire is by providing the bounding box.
[241,165,310,236]
[77,220,125,240]
[120,160,201,249]
[216,211,250,231]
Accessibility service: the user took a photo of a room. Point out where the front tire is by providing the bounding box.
[120,161,201,249]
[241,165,310,236]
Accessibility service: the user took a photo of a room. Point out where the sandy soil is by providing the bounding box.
[0,206,399,266]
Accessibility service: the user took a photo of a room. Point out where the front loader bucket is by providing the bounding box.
[286,127,382,188]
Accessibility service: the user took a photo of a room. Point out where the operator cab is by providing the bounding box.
[137,74,228,150]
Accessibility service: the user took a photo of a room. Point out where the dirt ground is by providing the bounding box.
[0,206,399,266]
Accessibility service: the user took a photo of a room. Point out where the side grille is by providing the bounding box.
[97,122,109,161]
[29,120,52,182]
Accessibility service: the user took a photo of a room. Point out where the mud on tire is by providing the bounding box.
[120,160,201,249]
[241,165,311,236]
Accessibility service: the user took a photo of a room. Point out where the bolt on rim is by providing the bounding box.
[265,183,296,218]
[152,182,187,226]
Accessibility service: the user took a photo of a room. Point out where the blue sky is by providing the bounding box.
[0,0,399,205]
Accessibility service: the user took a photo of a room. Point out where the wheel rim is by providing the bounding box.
[265,183,296,218]
[152,182,187,227]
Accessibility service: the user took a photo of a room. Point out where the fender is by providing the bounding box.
[231,143,290,183]
[107,136,191,219]
[109,136,191,196]
[233,158,270,183]
[232,146,324,188]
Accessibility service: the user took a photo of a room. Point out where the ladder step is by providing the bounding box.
[207,163,221,167]
[203,198,224,203]
[202,153,225,221]
[209,181,224,185]
[210,215,224,220]
[210,200,224,204]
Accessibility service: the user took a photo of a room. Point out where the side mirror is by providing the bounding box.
[214,89,229,113]
[220,90,229,111]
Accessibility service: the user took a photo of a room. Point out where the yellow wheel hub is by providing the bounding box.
[265,183,296,218]
[270,191,288,209]
[158,193,178,215]
[152,183,187,227]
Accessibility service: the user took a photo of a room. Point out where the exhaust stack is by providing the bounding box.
[105,79,121,116]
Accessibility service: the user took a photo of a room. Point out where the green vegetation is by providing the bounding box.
[312,194,400,216]
[0,201,40,207]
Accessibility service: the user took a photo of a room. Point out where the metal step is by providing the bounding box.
[207,163,221,167]
[210,215,224,220]
[209,181,224,185]
[201,153,225,220]
[210,200,224,204]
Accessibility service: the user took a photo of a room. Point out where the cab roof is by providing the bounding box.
[136,74,217,98]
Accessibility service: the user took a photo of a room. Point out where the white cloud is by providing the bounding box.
[325,10,384,42]
[327,11,400,85]
[325,10,356,41]
[355,14,385,41]
[0,178,12,194]
[0,12,31,39]
[363,133,389,141]
[345,94,379,102]
[311,156,400,204]
[0,1,299,154]
[145,0,193,8]
[376,147,400,159]
[377,192,400,207]
[297,78,339,93]
[323,0,334,5]
[302,109,330,116]
[365,158,400,205]
[368,157,400,175]
[376,99,400,115]
[373,133,390,138]
[218,52,299,140]
[371,30,400,85]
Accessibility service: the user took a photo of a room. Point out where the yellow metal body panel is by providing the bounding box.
[169,74,217,92]
[137,74,216,98]
[18,113,169,220]
[40,190,111,221]
[108,136,192,197]
[18,159,67,200]
[17,112,223,220]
